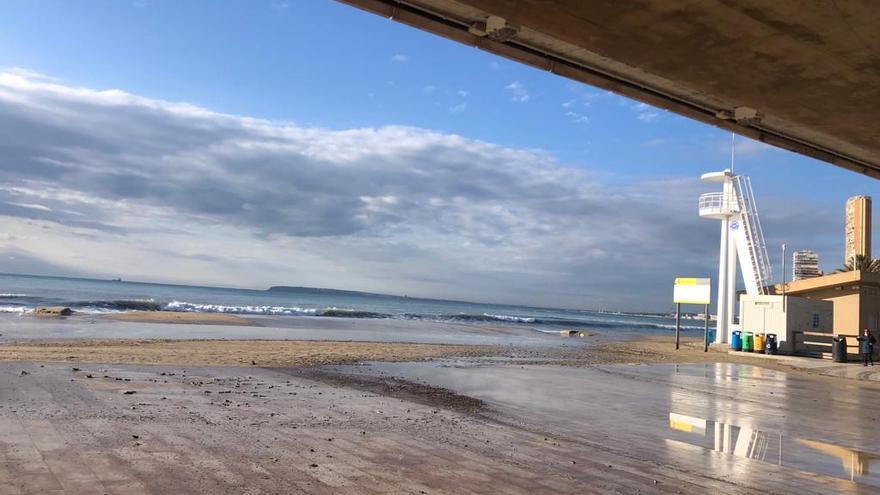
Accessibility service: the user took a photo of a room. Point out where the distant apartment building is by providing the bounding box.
[792,250,821,281]
[845,195,872,264]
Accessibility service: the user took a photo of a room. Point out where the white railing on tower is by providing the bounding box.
[698,192,739,216]
[733,176,772,294]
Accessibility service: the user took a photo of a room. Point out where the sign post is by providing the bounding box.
[675,302,682,349]
[673,278,712,351]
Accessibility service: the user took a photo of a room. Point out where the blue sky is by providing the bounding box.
[0,0,875,310]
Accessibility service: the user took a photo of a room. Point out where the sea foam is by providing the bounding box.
[163,300,318,316]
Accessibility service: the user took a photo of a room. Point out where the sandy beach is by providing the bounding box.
[0,327,872,384]
[0,338,498,367]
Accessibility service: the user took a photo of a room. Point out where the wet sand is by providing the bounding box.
[1,313,876,388]
[0,331,872,383]
[101,311,257,326]
[0,339,498,367]
[0,313,573,347]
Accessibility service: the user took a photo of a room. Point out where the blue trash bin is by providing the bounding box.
[731,330,743,351]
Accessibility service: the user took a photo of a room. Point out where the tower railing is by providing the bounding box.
[734,176,772,294]
[698,192,739,216]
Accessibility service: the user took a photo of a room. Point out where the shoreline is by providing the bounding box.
[6,311,868,386]
[99,310,258,326]
[2,333,878,387]
[0,339,500,367]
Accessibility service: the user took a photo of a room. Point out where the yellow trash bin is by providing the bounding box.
[754,333,765,354]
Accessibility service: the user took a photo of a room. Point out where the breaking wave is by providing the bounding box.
[162,300,319,316]
[0,305,29,313]
[439,313,537,323]
[320,308,387,319]
[67,299,162,312]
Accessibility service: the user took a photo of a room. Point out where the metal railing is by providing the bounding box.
[734,176,772,293]
[698,192,738,215]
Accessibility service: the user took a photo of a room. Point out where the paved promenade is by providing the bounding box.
[1,360,879,494]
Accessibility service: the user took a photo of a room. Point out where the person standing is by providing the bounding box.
[857,328,876,366]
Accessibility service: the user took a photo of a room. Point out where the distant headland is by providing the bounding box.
[267,286,401,299]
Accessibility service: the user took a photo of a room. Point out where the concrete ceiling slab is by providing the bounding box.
[337,0,880,179]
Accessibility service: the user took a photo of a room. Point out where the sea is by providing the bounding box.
[0,273,712,336]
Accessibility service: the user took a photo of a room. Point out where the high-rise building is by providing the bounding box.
[845,195,872,265]
[792,250,821,281]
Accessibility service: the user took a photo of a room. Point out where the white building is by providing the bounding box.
[792,250,821,281]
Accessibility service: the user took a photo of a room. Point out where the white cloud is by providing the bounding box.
[565,111,589,124]
[271,1,290,12]
[565,89,602,109]
[633,102,661,123]
[391,54,409,63]
[505,81,529,102]
[5,202,51,212]
[449,103,467,114]
[4,68,60,82]
[0,69,823,310]
[457,90,469,97]
[637,111,659,123]
[422,85,436,94]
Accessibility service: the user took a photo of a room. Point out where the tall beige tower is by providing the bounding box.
[845,195,872,264]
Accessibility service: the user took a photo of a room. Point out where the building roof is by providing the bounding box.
[770,271,880,295]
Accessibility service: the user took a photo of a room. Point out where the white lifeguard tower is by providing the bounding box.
[699,170,772,344]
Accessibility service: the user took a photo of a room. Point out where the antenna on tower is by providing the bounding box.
[730,133,736,175]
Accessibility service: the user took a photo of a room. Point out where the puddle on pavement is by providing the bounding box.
[327,360,880,488]
[667,412,880,486]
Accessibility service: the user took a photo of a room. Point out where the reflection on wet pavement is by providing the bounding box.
[796,438,880,481]
[329,360,880,489]
[668,412,880,485]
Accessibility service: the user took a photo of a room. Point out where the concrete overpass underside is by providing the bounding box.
[338,0,880,179]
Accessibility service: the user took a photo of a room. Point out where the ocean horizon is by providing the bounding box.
[0,272,711,335]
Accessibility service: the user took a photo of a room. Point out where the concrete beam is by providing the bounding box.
[337,0,880,179]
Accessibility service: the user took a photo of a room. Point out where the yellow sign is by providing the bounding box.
[673,277,711,305]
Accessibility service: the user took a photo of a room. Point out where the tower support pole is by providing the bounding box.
[726,215,738,339]
[716,217,729,344]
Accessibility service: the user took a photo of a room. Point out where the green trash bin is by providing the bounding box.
[743,332,754,352]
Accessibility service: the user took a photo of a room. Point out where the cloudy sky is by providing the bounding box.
[0,1,874,311]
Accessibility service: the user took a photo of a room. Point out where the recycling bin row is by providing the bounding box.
[731,331,778,355]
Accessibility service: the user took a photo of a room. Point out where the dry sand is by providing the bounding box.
[101,311,258,326]
[0,339,499,367]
